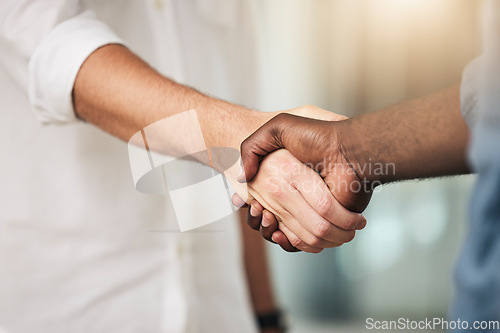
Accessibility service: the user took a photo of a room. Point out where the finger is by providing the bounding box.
[239,114,290,183]
[270,230,301,252]
[273,202,343,249]
[246,200,263,230]
[250,200,263,218]
[290,164,365,240]
[260,209,279,242]
[250,170,344,249]
[276,223,325,253]
[268,180,351,248]
[241,113,337,183]
[259,210,302,253]
[231,193,248,208]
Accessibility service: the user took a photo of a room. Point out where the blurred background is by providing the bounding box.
[254,0,482,332]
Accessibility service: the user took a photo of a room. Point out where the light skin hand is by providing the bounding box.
[234,149,365,253]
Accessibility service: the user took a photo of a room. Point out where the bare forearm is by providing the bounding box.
[240,209,277,315]
[73,44,268,152]
[337,83,471,185]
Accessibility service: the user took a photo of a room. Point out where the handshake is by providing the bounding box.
[74,46,467,253]
[73,46,468,254]
[226,83,468,253]
[230,105,374,253]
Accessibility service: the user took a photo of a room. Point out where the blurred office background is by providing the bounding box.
[254,0,482,331]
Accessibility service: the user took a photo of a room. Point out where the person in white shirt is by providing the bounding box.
[0,1,365,332]
[240,0,500,330]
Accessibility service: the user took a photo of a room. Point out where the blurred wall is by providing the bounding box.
[255,0,482,329]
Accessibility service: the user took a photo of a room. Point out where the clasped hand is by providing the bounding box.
[233,105,372,253]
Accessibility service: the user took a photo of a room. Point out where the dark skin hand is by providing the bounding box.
[240,84,470,248]
[243,199,300,252]
[237,115,372,251]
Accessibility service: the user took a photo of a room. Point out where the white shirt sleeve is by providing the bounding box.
[0,1,125,125]
[460,56,483,129]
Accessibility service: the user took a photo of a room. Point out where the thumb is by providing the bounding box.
[238,114,288,182]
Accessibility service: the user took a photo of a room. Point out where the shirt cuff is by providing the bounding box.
[28,11,126,125]
[460,56,483,129]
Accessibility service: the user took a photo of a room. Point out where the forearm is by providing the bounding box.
[337,83,471,185]
[73,44,268,153]
[240,209,277,315]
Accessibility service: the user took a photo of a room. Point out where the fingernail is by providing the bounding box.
[250,205,259,217]
[262,216,271,228]
[271,233,278,242]
[356,218,367,230]
[237,166,246,183]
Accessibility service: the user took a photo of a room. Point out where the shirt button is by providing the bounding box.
[154,0,164,10]
[176,242,184,256]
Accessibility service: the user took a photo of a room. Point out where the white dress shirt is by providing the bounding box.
[0,1,259,332]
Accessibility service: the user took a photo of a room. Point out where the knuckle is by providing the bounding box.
[274,211,287,224]
[261,225,276,239]
[275,112,291,122]
[308,235,324,248]
[344,230,356,243]
[289,235,305,248]
[240,140,252,158]
[316,195,333,217]
[267,182,286,199]
[313,220,332,238]
[338,215,358,230]
[247,220,260,231]
[261,229,273,242]
[247,220,258,230]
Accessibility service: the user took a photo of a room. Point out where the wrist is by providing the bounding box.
[256,309,287,333]
[335,119,385,187]
[197,99,277,185]
[200,98,276,151]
